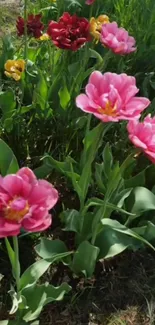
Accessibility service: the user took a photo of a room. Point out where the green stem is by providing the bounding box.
[13,236,20,299]
[24,0,28,60]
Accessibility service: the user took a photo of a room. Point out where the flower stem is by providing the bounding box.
[13,236,20,299]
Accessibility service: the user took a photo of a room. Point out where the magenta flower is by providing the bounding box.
[100,22,136,55]
[86,0,96,4]
[127,115,155,163]
[76,71,150,122]
[0,168,58,238]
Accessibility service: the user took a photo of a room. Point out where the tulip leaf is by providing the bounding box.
[60,209,80,233]
[35,238,72,263]
[95,227,132,259]
[19,259,51,290]
[0,90,16,115]
[71,241,100,277]
[102,143,113,178]
[22,282,71,322]
[33,70,48,110]
[125,186,155,216]
[0,139,19,175]
[58,82,70,110]
[99,219,155,251]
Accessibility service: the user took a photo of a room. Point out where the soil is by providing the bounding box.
[39,250,155,325]
[1,237,155,325]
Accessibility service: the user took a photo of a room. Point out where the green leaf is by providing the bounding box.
[135,221,155,242]
[0,321,27,325]
[100,219,155,251]
[95,162,106,193]
[58,83,70,110]
[96,227,132,259]
[102,143,113,178]
[78,158,92,203]
[71,241,99,277]
[60,209,80,233]
[0,139,19,175]
[19,259,51,290]
[3,118,13,132]
[22,282,71,322]
[35,238,72,262]
[81,123,110,168]
[33,70,48,110]
[124,170,145,188]
[0,90,16,115]
[43,155,80,182]
[125,187,155,216]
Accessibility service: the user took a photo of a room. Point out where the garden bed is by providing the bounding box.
[1,0,155,324]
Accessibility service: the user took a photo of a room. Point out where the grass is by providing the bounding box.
[0,3,20,49]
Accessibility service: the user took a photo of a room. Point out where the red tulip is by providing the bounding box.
[47,12,90,51]
[16,14,44,38]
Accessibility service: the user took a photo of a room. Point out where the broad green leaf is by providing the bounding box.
[0,90,16,115]
[125,187,155,216]
[81,123,111,169]
[102,143,113,178]
[0,139,19,175]
[19,259,51,290]
[58,83,70,110]
[81,212,94,240]
[60,209,80,233]
[124,170,145,188]
[95,162,106,193]
[78,158,92,203]
[100,219,155,251]
[35,238,72,262]
[22,282,71,322]
[43,155,80,182]
[33,70,48,110]
[3,118,13,132]
[34,158,53,179]
[0,318,38,325]
[0,35,14,70]
[95,228,132,259]
[132,223,155,247]
[71,241,99,277]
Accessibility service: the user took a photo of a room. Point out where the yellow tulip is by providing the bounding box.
[39,33,50,41]
[90,15,110,41]
[4,59,25,81]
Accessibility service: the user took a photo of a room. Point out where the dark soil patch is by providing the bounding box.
[39,250,155,325]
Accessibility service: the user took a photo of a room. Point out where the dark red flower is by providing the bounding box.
[16,14,44,38]
[47,12,91,51]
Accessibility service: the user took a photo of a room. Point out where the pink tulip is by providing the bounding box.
[127,115,155,163]
[86,0,95,4]
[100,22,136,55]
[0,168,58,238]
[76,71,150,122]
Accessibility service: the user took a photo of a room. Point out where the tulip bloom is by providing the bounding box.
[100,22,136,55]
[0,168,58,238]
[47,12,90,51]
[76,71,150,122]
[90,15,110,41]
[127,115,155,163]
[16,14,44,38]
[4,60,25,81]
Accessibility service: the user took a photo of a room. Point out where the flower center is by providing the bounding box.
[98,101,118,117]
[4,198,29,222]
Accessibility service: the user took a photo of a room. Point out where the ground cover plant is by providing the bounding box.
[1,0,155,324]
